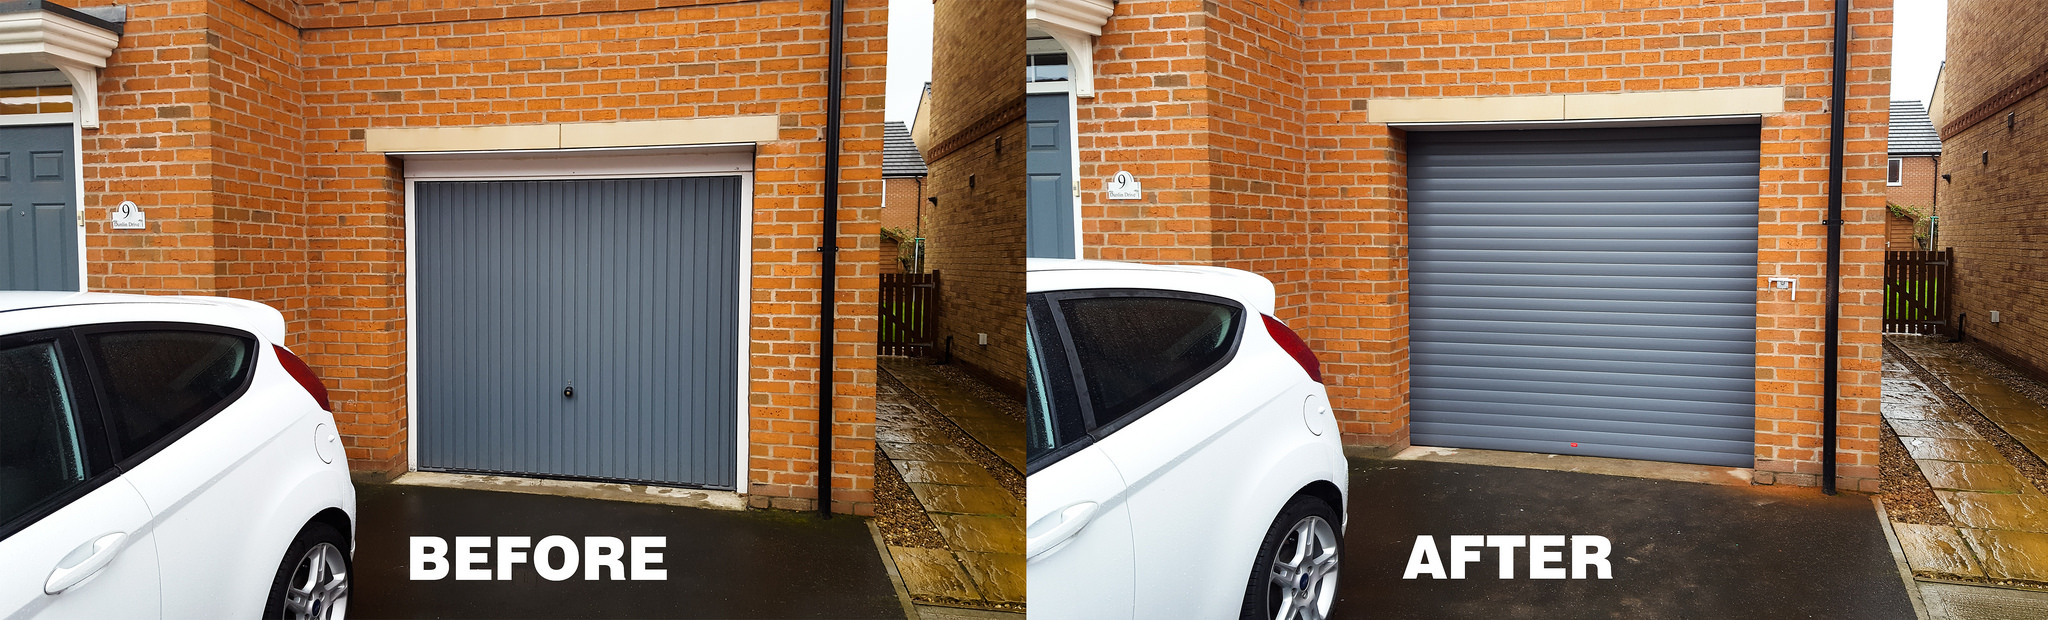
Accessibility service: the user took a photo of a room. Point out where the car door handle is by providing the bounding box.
[45,532,127,594]
[1026,501,1100,559]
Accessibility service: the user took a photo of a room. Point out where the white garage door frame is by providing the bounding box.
[399,145,756,491]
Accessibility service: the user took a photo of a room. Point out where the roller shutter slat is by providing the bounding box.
[1408,125,1759,467]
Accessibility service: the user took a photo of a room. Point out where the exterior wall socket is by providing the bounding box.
[1767,277,1797,300]
[1990,311,2001,324]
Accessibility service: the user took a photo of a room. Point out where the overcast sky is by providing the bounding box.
[885,0,933,124]
[886,2,1944,116]
[1892,0,1946,105]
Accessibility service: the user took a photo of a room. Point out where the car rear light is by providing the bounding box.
[1262,314,1322,383]
[273,345,332,411]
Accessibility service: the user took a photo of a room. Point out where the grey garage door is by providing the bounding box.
[1,125,79,291]
[1407,125,1759,468]
[416,177,741,489]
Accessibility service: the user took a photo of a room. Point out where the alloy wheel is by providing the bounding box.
[1265,515,1339,620]
[283,541,350,620]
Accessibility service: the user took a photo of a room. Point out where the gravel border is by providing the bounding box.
[1888,339,2048,495]
[873,450,948,550]
[1879,420,1955,526]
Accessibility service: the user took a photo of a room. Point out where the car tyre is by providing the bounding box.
[264,521,351,620]
[1240,495,1342,620]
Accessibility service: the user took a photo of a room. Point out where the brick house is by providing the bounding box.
[1936,0,2048,383]
[880,119,927,274]
[1024,0,1891,489]
[1887,99,1939,250]
[918,0,1024,396]
[0,0,889,514]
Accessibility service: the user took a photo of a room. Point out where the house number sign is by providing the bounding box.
[1106,170,1143,200]
[110,201,147,230]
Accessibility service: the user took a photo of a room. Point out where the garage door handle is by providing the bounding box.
[1026,501,1099,559]
[46,532,126,594]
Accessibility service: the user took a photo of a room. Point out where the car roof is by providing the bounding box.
[0,291,219,313]
[1026,258,1278,315]
[0,292,288,343]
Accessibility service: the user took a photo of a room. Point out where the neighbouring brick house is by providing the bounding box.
[0,0,888,514]
[880,119,927,274]
[1936,0,2048,383]
[919,0,1024,396]
[1887,99,1940,250]
[1024,0,1891,489]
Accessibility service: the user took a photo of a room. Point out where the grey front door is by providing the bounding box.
[1027,92,1075,258]
[415,177,742,489]
[1,125,78,291]
[1406,125,1760,468]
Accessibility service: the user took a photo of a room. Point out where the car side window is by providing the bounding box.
[1026,295,1088,470]
[0,340,94,529]
[80,328,255,461]
[1051,292,1242,433]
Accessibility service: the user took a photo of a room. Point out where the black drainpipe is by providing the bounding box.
[1821,0,1849,495]
[818,0,847,517]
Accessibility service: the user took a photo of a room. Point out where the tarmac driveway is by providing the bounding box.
[347,483,904,619]
[1336,459,1916,619]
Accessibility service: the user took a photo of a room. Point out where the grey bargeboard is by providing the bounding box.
[1406,125,1760,468]
[415,177,741,489]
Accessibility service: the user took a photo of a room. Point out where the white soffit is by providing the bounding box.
[1368,87,1788,125]
[364,115,783,154]
[1026,0,1113,98]
[0,6,122,128]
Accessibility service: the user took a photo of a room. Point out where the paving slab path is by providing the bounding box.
[1896,336,2048,460]
[874,358,1025,612]
[1882,338,2048,587]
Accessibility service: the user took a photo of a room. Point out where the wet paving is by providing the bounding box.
[1882,338,2048,589]
[1335,459,1914,618]
[886,362,1025,471]
[347,483,904,619]
[1895,337,2048,463]
[874,358,1025,609]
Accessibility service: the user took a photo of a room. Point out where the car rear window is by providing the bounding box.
[0,341,90,528]
[82,329,255,460]
[1055,294,1241,431]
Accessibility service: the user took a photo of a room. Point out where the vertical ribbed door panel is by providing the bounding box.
[416,177,741,488]
[1406,125,1759,468]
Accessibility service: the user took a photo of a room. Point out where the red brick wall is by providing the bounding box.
[1887,155,1938,210]
[1078,0,1891,489]
[882,176,923,232]
[922,0,1025,395]
[72,0,886,514]
[1939,0,2048,385]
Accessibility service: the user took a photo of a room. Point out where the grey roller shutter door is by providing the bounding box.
[416,177,741,489]
[1407,125,1758,468]
[1,125,79,291]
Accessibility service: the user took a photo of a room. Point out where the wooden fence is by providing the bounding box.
[1884,249,1953,336]
[880,271,941,357]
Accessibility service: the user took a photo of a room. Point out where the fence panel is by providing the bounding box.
[879,271,941,356]
[1884,249,1952,336]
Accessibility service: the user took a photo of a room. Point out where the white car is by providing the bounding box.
[0,292,355,620]
[1025,259,1349,620]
